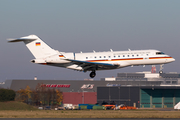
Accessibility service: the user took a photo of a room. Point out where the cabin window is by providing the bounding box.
[99,56,101,58]
[118,55,120,57]
[132,55,134,57]
[137,54,139,56]
[127,55,129,57]
[156,52,165,55]
[95,56,96,58]
[109,56,111,58]
[86,57,88,59]
[104,56,106,58]
[147,54,148,56]
[123,55,125,57]
[114,56,116,58]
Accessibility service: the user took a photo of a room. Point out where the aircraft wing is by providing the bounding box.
[67,59,120,71]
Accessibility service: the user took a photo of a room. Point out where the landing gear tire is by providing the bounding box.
[159,64,164,74]
[159,70,163,74]
[90,71,96,78]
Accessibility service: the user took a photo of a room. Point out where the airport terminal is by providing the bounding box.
[1,66,180,108]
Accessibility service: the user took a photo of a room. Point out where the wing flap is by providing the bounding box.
[68,59,120,71]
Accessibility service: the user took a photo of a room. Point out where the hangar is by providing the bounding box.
[1,71,180,108]
[97,86,180,108]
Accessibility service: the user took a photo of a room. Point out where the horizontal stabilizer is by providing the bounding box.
[8,35,38,42]
[8,38,36,42]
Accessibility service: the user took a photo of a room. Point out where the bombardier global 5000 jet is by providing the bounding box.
[8,35,175,78]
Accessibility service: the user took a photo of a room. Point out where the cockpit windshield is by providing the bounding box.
[156,52,165,55]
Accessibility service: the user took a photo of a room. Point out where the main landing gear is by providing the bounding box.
[90,71,96,78]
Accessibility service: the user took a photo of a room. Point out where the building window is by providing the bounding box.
[166,81,171,84]
[172,81,177,84]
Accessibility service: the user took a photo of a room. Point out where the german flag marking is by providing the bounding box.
[36,42,41,46]
[59,55,64,58]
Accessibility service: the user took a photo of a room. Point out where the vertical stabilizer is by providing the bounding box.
[8,35,57,59]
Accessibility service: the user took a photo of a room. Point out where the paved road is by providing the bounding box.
[0,118,179,120]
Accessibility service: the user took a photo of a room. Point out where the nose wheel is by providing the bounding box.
[90,71,96,78]
[159,64,164,74]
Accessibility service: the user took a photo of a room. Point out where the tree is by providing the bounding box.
[25,85,31,100]
[0,89,16,102]
[56,89,63,105]
[31,89,39,106]
[16,85,32,103]
[15,83,63,107]
[16,89,27,102]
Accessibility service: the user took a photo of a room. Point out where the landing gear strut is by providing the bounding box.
[90,71,96,78]
[159,64,164,74]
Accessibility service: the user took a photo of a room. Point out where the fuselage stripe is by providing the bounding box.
[87,56,173,62]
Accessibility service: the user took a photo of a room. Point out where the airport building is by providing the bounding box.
[1,71,180,108]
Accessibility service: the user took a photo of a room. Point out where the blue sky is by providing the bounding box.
[0,0,180,81]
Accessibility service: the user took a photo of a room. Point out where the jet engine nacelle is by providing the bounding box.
[31,59,46,63]
[45,58,71,64]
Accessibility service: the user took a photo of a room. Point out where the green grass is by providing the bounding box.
[0,101,37,110]
[0,102,180,118]
[0,110,180,118]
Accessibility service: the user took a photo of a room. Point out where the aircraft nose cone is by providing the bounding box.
[166,57,175,63]
[172,58,175,62]
[169,57,175,62]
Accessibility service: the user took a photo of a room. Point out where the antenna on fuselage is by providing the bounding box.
[110,49,113,52]
[93,50,96,53]
[128,49,131,51]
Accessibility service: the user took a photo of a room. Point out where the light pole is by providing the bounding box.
[81,89,84,104]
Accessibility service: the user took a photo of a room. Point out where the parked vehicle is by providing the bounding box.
[63,104,75,110]
[119,104,137,110]
[102,105,116,110]
[45,106,51,110]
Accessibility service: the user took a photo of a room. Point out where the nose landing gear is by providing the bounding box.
[90,71,96,78]
[159,64,164,74]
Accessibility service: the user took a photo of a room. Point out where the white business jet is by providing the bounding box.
[8,35,175,78]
